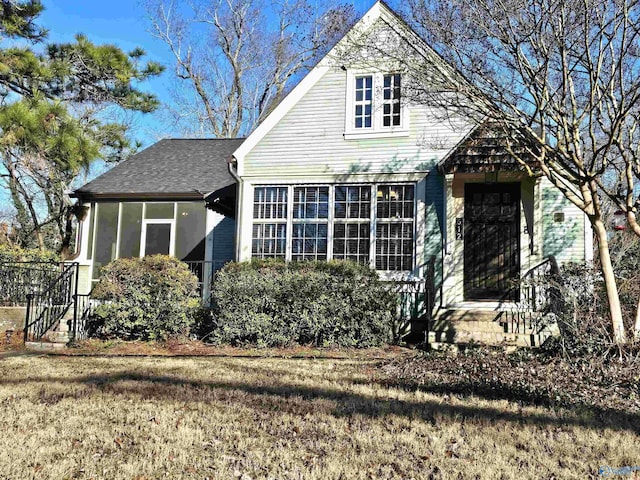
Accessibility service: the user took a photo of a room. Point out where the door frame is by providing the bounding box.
[463,182,521,301]
[140,219,175,257]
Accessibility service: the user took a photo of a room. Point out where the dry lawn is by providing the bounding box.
[0,353,638,479]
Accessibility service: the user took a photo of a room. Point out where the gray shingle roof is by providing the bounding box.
[74,138,244,199]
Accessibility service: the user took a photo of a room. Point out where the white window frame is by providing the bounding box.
[139,203,176,258]
[291,185,331,261]
[252,186,288,259]
[344,69,409,140]
[250,183,416,273]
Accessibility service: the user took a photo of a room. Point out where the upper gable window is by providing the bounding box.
[382,74,401,127]
[345,71,409,139]
[354,75,373,128]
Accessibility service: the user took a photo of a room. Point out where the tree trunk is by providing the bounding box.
[635,297,640,340]
[592,219,627,344]
[627,212,640,340]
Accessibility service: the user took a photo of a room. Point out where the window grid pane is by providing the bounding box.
[292,223,328,261]
[355,75,373,129]
[376,184,414,219]
[335,185,371,219]
[252,223,286,258]
[382,74,401,127]
[293,186,329,219]
[375,222,413,271]
[253,187,288,219]
[376,184,414,271]
[333,222,370,264]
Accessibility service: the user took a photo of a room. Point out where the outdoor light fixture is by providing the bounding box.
[613,210,627,231]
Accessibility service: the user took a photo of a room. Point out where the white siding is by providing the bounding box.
[242,68,472,179]
[540,177,587,264]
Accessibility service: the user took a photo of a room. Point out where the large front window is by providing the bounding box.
[375,185,414,270]
[252,187,287,258]
[251,184,415,271]
[333,185,371,264]
[292,186,329,261]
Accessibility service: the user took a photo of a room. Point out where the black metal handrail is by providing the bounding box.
[0,261,62,306]
[184,260,229,301]
[23,263,78,343]
[504,256,559,333]
[384,255,437,341]
[70,291,95,342]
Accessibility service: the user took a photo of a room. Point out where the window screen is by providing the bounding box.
[93,203,119,279]
[175,202,206,261]
[118,203,143,259]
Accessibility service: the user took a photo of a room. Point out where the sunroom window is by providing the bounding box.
[333,185,371,264]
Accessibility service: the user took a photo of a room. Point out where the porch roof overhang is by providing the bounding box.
[72,138,244,209]
[204,183,236,218]
[438,122,541,175]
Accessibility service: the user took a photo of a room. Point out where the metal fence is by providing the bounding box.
[0,262,62,306]
[23,262,78,342]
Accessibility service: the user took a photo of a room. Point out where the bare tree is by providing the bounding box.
[144,0,356,137]
[376,0,640,344]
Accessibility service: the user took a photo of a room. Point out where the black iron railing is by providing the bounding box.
[503,256,559,333]
[23,263,78,343]
[185,260,228,298]
[384,256,437,341]
[0,262,62,306]
[69,291,96,342]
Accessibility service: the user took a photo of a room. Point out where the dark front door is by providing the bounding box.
[464,183,520,300]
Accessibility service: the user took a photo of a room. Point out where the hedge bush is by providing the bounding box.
[208,259,396,348]
[88,255,200,340]
[0,244,59,263]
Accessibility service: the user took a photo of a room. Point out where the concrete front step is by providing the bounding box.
[25,341,67,351]
[43,331,70,343]
[431,318,508,334]
[416,307,555,348]
[428,330,551,347]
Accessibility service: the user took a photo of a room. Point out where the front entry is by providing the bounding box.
[464,183,520,300]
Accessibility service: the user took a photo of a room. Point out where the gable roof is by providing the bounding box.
[232,1,455,171]
[438,122,541,174]
[73,138,244,201]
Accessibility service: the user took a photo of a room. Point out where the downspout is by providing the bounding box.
[65,200,89,261]
[228,157,242,262]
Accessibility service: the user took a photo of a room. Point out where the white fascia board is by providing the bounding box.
[232,1,462,172]
[233,2,388,171]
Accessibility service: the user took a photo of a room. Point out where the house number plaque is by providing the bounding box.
[455,218,464,240]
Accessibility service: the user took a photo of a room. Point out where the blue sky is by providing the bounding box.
[37,0,378,147]
[1,0,380,211]
[39,1,175,145]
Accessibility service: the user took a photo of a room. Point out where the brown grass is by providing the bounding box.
[0,353,638,479]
